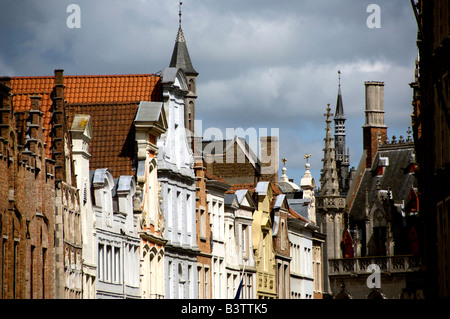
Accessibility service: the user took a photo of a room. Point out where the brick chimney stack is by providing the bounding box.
[260,136,279,183]
[52,69,66,182]
[362,81,387,167]
[27,95,42,154]
[0,77,12,140]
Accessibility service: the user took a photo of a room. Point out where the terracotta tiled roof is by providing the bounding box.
[10,74,161,172]
[226,183,256,194]
[66,102,140,178]
[288,207,307,221]
[205,172,228,184]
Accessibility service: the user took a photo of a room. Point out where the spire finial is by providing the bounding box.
[338,69,341,87]
[282,158,287,167]
[179,1,183,28]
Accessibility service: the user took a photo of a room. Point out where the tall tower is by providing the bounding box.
[169,1,198,143]
[334,71,350,195]
[316,104,346,297]
[362,81,387,167]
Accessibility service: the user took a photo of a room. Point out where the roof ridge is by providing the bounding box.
[11,73,159,79]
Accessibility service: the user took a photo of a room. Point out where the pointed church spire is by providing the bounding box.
[169,1,198,75]
[334,70,350,195]
[334,70,345,120]
[320,104,341,197]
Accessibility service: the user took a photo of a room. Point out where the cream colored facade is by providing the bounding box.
[134,101,168,299]
[70,115,96,299]
[252,182,277,299]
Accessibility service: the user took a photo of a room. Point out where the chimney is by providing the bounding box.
[362,81,387,167]
[0,77,12,140]
[27,95,42,153]
[260,136,279,183]
[52,69,66,182]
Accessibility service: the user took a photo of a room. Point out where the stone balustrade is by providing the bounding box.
[329,255,422,275]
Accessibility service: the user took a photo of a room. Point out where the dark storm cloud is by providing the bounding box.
[0,0,418,183]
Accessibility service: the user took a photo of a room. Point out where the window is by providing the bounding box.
[186,194,192,233]
[198,266,203,298]
[281,221,286,250]
[177,191,182,232]
[200,208,206,239]
[228,225,233,256]
[284,263,289,298]
[246,274,253,299]
[167,188,172,228]
[98,244,104,281]
[106,245,112,282]
[178,263,184,299]
[168,261,172,298]
[204,267,210,299]
[188,265,192,298]
[30,245,35,299]
[13,240,18,299]
[262,233,267,272]
[242,225,249,259]
[114,247,120,283]
[218,202,223,240]
[42,247,46,299]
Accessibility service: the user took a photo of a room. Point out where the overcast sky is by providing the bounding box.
[0,0,418,187]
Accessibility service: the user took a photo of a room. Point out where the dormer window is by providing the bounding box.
[377,156,389,176]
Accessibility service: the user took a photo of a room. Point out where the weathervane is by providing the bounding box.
[304,154,312,163]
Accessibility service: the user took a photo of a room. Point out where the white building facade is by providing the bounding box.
[70,114,97,299]
[158,68,199,299]
[224,189,257,299]
[92,168,141,299]
[288,219,315,299]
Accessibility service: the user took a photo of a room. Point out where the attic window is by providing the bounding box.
[377,156,389,176]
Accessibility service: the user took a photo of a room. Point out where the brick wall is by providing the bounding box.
[363,126,387,167]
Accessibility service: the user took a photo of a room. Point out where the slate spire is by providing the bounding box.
[334,70,350,195]
[334,70,345,120]
[169,2,198,76]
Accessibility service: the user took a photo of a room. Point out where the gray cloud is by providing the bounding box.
[0,0,418,185]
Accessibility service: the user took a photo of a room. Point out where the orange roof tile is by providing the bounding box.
[66,102,139,178]
[205,172,228,184]
[226,183,256,194]
[10,73,161,162]
[288,207,307,221]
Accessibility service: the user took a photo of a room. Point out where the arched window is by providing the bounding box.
[372,210,387,256]
[342,229,354,258]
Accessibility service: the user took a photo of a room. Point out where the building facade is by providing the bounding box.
[0,79,56,299]
[224,188,257,299]
[92,169,141,299]
[410,0,450,299]
[316,104,347,298]
[134,101,168,299]
[252,182,277,299]
[272,193,291,299]
[326,80,423,299]
[158,67,199,299]
[207,173,230,299]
